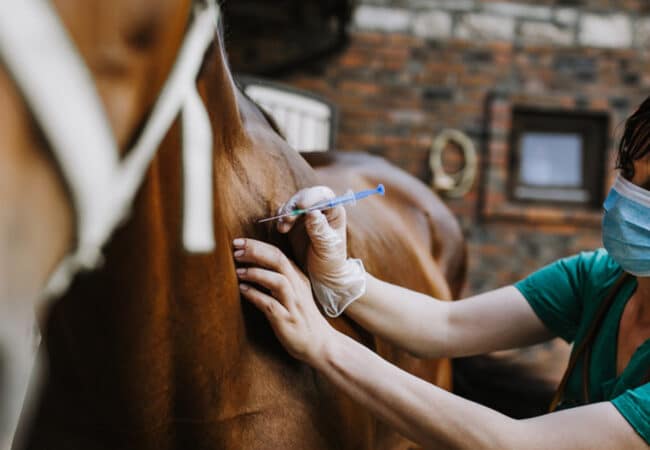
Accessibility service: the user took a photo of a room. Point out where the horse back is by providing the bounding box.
[304,151,466,300]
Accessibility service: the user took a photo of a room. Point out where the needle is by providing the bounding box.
[258,184,385,224]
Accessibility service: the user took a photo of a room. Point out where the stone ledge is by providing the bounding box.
[353,6,412,32]
[553,8,579,26]
[482,2,552,21]
[352,2,645,50]
[412,10,453,40]
[456,13,516,41]
[520,21,574,46]
[579,13,633,48]
[409,0,477,12]
[635,17,650,48]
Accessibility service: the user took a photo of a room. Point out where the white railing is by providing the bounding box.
[241,78,337,152]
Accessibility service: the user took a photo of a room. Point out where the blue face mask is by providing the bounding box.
[602,175,650,277]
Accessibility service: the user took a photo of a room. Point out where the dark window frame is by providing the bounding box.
[508,107,610,209]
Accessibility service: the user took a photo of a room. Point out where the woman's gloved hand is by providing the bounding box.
[276,186,366,317]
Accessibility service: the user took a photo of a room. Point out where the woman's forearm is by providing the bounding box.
[345,274,452,358]
[313,331,641,450]
[346,276,553,359]
[315,331,515,450]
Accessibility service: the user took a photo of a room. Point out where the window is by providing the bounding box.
[509,108,609,208]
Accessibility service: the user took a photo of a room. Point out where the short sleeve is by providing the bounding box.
[514,251,607,343]
[612,383,650,445]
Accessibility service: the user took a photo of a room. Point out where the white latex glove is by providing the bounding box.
[277,186,366,317]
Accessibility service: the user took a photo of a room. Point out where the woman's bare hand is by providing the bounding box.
[233,238,338,365]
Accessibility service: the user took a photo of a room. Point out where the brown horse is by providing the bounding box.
[1,1,465,449]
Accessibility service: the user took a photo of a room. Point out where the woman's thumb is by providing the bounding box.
[305,210,343,253]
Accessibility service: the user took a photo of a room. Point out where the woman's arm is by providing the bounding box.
[346,276,553,359]
[233,238,646,450]
[275,187,553,359]
[319,329,645,450]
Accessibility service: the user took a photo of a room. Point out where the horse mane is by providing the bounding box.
[213,7,287,141]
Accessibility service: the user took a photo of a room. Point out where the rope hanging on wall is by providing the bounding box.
[429,129,478,198]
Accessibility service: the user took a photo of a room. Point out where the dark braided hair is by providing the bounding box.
[617,96,650,179]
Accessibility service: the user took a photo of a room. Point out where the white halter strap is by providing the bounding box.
[0,0,218,300]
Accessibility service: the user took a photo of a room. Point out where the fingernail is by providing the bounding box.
[236,268,246,276]
[239,283,250,292]
[233,238,245,248]
[234,250,245,257]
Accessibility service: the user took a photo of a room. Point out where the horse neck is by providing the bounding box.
[200,30,317,254]
[200,30,248,154]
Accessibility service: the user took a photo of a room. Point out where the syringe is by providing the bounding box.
[258,184,385,223]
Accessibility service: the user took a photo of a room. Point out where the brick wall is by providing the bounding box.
[259,0,650,296]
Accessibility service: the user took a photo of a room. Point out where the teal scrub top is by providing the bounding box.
[515,249,649,444]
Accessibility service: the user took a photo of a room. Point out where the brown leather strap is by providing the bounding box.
[549,273,631,413]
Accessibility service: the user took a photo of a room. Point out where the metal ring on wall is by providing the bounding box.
[429,129,478,198]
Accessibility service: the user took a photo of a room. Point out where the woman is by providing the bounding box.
[231,98,650,449]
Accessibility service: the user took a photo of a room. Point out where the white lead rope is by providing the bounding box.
[0,0,218,300]
[182,83,216,253]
